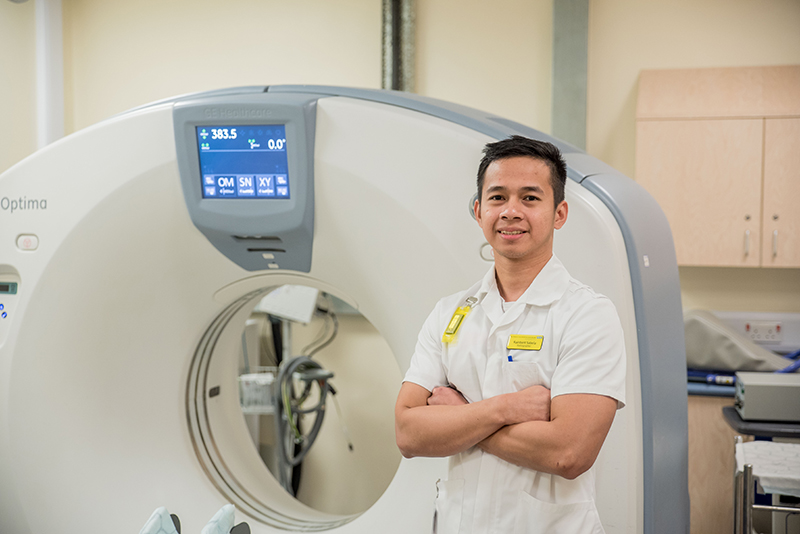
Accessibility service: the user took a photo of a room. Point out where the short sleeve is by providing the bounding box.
[550,296,626,408]
[403,299,450,393]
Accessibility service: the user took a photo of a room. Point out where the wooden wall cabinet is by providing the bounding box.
[636,66,800,267]
[764,118,800,267]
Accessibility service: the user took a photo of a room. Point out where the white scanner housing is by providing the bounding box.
[0,86,689,534]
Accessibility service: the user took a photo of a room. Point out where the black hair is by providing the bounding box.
[476,135,567,208]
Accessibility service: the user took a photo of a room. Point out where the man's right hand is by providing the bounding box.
[503,385,551,425]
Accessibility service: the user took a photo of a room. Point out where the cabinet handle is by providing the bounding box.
[773,230,778,258]
[744,230,750,256]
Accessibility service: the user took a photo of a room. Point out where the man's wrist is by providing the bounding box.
[488,394,513,427]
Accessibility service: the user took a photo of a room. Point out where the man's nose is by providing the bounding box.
[501,200,522,218]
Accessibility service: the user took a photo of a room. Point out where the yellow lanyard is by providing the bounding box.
[442,296,478,343]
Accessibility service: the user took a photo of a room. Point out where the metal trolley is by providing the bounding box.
[733,436,800,534]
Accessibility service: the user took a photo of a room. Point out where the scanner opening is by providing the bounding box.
[187,283,402,530]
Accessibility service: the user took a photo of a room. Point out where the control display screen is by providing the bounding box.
[196,125,289,199]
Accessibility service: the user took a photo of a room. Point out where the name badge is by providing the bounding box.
[507,335,543,351]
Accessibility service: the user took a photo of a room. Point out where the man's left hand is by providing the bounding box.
[428,386,468,406]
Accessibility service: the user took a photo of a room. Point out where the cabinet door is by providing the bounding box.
[763,118,800,267]
[687,396,744,534]
[636,119,763,266]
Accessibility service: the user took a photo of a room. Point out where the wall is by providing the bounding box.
[586,0,800,313]
[0,0,37,175]
[679,267,800,313]
[61,0,555,136]
[415,0,553,133]
[62,0,382,133]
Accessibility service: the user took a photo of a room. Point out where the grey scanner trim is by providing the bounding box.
[267,85,689,534]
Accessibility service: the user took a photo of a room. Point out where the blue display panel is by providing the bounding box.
[196,125,289,199]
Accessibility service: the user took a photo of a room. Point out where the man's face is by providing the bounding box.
[474,156,568,265]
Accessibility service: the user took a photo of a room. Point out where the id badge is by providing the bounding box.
[442,296,477,344]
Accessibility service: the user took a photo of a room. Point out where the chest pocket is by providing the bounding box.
[506,348,545,364]
[500,356,542,393]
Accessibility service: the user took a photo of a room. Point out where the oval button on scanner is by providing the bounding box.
[16,234,39,251]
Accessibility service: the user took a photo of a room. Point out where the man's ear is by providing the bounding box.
[554,200,568,230]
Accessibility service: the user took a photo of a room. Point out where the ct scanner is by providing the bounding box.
[0,86,690,533]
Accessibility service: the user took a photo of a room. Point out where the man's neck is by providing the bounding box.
[494,251,553,302]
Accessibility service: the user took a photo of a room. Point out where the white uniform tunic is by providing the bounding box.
[404,255,626,534]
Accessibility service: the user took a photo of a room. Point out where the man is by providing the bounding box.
[395,136,626,534]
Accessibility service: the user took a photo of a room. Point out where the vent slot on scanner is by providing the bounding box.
[247,248,287,253]
[233,235,283,243]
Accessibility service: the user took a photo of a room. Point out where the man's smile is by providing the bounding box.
[499,229,527,237]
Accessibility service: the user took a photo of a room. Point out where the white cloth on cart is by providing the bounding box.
[736,441,800,498]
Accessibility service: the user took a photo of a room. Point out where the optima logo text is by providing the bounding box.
[1,197,48,214]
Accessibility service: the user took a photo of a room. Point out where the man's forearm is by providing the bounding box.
[395,383,552,458]
[396,397,508,458]
[477,420,578,477]
[478,394,618,479]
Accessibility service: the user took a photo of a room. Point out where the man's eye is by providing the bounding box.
[524,196,540,201]
[488,195,504,201]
